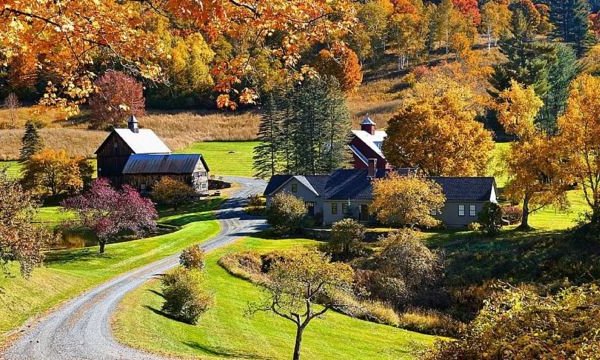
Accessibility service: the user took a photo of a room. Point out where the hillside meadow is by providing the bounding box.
[112,236,439,359]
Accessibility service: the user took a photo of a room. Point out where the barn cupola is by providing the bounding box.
[128,114,139,133]
[360,116,376,135]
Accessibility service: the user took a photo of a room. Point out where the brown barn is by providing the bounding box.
[95,115,209,193]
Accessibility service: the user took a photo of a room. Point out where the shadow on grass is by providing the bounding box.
[45,247,112,265]
[182,341,273,359]
[161,212,214,227]
[157,198,223,219]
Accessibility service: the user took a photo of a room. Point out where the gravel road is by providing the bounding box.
[3,177,267,360]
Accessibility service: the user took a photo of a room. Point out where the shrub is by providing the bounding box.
[266,192,306,235]
[477,202,503,236]
[426,284,600,359]
[502,204,523,225]
[89,70,145,129]
[322,218,366,260]
[179,246,205,270]
[467,221,481,232]
[246,194,265,215]
[398,308,463,337]
[152,177,197,210]
[161,267,213,324]
[369,229,444,310]
[217,251,268,284]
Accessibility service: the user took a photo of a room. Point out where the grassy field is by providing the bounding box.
[0,160,22,178]
[0,200,221,341]
[179,141,259,178]
[113,237,438,360]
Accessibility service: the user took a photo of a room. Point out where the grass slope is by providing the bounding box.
[112,237,438,360]
[178,141,259,177]
[0,200,221,341]
[0,161,22,179]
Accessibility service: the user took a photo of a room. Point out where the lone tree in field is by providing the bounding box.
[20,121,43,161]
[89,70,145,129]
[62,178,157,253]
[371,173,446,228]
[249,250,354,360]
[4,92,20,128]
[0,170,50,277]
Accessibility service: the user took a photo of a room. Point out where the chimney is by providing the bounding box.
[360,116,376,135]
[128,114,139,133]
[368,158,377,179]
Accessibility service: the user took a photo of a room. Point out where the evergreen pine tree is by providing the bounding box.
[548,0,595,56]
[253,93,283,178]
[539,43,580,130]
[20,121,43,161]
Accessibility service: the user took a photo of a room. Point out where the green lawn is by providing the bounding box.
[112,237,438,360]
[178,141,259,178]
[0,200,221,341]
[0,160,22,179]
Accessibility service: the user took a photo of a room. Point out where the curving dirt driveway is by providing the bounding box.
[3,177,267,360]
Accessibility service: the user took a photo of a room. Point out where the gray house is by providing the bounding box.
[264,169,497,228]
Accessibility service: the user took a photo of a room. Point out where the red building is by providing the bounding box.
[349,116,389,170]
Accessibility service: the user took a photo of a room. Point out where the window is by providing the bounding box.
[291,183,298,193]
[458,204,465,216]
[140,183,147,191]
[469,205,476,217]
[305,201,315,215]
[342,203,349,215]
[331,203,338,215]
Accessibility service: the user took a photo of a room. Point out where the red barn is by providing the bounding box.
[349,117,389,170]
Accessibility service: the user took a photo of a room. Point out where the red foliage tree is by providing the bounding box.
[591,12,600,37]
[61,178,157,253]
[452,0,481,25]
[89,70,145,129]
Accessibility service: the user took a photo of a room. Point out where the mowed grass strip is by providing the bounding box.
[0,161,22,179]
[112,237,438,360]
[0,200,221,341]
[178,141,259,178]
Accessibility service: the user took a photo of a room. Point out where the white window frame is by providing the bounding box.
[291,183,298,193]
[458,204,465,216]
[331,203,338,215]
[469,205,476,217]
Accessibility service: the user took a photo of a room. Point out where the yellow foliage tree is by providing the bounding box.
[557,74,600,224]
[21,149,93,198]
[371,173,446,228]
[388,0,430,69]
[383,78,494,176]
[498,81,570,229]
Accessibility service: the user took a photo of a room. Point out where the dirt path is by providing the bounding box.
[3,177,267,360]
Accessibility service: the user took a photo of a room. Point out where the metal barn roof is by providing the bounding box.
[122,154,206,174]
[112,129,171,154]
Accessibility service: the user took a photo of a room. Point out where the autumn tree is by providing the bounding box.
[314,44,362,92]
[266,193,307,235]
[371,173,445,228]
[498,81,570,229]
[3,92,20,128]
[248,250,354,360]
[0,0,358,111]
[0,170,49,277]
[388,0,430,69]
[151,177,197,211]
[371,229,443,309]
[384,77,494,176]
[62,178,157,253]
[89,71,145,129]
[19,121,43,161]
[324,218,366,260]
[21,149,93,198]
[350,0,394,63]
[480,0,512,51]
[557,74,600,226]
[430,0,477,55]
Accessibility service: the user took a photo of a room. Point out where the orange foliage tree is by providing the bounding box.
[0,0,357,111]
[383,76,494,176]
[314,44,362,92]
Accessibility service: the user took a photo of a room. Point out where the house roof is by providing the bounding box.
[122,154,207,174]
[351,129,387,158]
[265,170,496,203]
[429,177,496,202]
[109,128,171,154]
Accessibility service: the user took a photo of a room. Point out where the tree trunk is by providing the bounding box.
[519,195,531,230]
[292,326,304,360]
[99,240,106,254]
